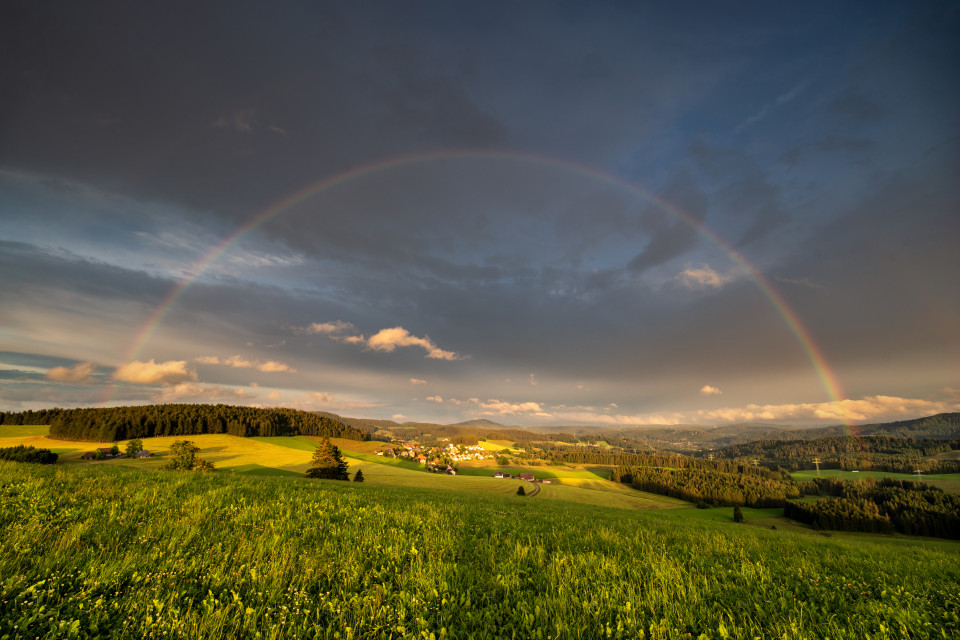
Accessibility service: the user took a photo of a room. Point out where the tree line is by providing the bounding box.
[0,404,367,443]
[0,445,58,464]
[785,477,960,539]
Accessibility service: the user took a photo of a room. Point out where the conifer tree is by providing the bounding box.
[517,485,526,496]
[306,438,350,480]
[353,469,364,482]
[733,506,745,523]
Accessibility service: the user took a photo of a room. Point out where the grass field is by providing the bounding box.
[2,461,958,639]
[0,424,51,437]
[792,468,960,493]
[0,429,675,510]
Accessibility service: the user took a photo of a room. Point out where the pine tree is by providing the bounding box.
[517,485,526,496]
[733,506,745,523]
[353,469,365,482]
[306,438,350,480]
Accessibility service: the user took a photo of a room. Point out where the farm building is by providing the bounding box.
[81,447,120,460]
[517,472,535,482]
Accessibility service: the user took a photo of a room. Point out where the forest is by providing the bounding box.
[0,404,367,443]
[616,463,815,508]
[785,477,960,538]
[715,435,960,474]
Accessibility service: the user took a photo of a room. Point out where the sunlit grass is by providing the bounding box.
[2,461,957,639]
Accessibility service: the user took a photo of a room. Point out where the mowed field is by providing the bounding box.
[0,427,685,510]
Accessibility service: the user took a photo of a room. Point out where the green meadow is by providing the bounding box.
[3,425,960,638]
[791,468,960,493]
[3,461,959,640]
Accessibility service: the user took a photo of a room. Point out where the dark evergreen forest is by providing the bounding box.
[0,405,367,442]
[614,463,815,508]
[785,477,960,538]
[0,445,58,464]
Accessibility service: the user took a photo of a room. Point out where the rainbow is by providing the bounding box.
[106,150,850,425]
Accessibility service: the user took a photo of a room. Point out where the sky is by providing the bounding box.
[1,1,958,427]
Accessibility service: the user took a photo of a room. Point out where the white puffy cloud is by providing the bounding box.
[297,321,462,360]
[306,392,334,403]
[257,360,295,373]
[678,265,734,289]
[543,394,960,428]
[528,373,538,386]
[695,395,960,424]
[367,327,460,360]
[46,361,97,384]
[479,399,552,418]
[195,355,296,373]
[410,378,427,385]
[426,395,443,403]
[153,382,249,403]
[700,385,723,396]
[301,320,356,335]
[113,359,196,385]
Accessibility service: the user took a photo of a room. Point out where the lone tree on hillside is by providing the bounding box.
[306,438,350,480]
[166,440,215,471]
[733,506,745,523]
[516,485,526,496]
[353,469,365,482]
[125,438,144,458]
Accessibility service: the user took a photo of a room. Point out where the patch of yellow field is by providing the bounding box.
[480,440,513,450]
[0,432,98,457]
[318,437,393,455]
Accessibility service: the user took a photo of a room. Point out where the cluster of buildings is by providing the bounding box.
[376,442,495,465]
[494,471,551,483]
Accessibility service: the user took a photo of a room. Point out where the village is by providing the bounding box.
[375,441,551,482]
[376,441,494,475]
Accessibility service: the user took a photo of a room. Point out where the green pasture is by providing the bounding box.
[2,462,958,640]
[0,424,50,437]
[792,468,960,493]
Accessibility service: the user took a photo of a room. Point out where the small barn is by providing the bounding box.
[135,450,153,458]
[517,472,535,482]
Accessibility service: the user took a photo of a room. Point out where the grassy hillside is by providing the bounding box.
[0,427,684,511]
[2,462,957,639]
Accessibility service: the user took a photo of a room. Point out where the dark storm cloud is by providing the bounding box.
[687,141,790,247]
[2,1,957,422]
[627,169,708,273]
[0,241,169,305]
[0,1,511,218]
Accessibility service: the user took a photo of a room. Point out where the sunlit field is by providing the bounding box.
[0,428,686,511]
[2,461,958,640]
